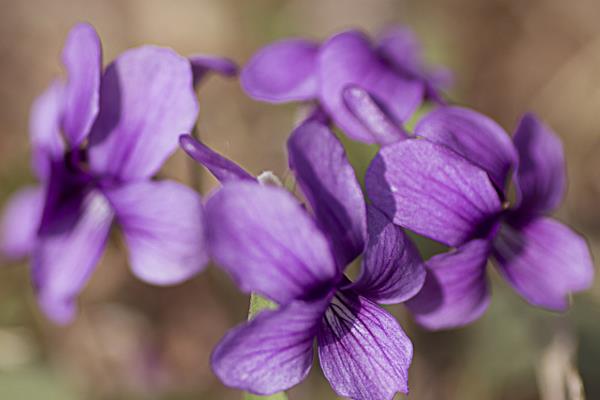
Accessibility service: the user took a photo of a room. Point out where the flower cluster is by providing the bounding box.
[1,22,594,400]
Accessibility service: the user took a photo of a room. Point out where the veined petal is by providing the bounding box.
[493,217,594,311]
[349,206,426,304]
[318,290,413,399]
[61,23,102,147]
[89,46,198,181]
[241,38,320,102]
[366,139,502,246]
[33,191,113,324]
[287,120,366,268]
[512,113,566,216]
[406,239,491,330]
[212,298,328,395]
[103,180,208,285]
[317,30,424,143]
[205,182,338,304]
[188,54,238,85]
[415,106,518,190]
[179,134,255,183]
[0,186,44,259]
[29,80,65,181]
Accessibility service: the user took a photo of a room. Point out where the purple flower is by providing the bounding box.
[240,26,451,144]
[0,23,234,323]
[181,121,426,399]
[366,106,595,330]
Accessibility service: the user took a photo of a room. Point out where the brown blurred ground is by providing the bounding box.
[0,0,599,399]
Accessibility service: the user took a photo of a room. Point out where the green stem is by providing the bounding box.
[243,293,288,400]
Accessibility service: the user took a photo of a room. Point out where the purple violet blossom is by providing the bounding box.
[180,120,426,399]
[240,26,451,144]
[366,106,595,330]
[0,23,234,323]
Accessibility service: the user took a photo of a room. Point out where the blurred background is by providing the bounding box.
[0,0,599,399]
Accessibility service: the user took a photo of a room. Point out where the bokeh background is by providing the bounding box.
[0,0,599,399]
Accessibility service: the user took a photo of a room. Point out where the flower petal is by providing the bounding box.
[415,106,518,190]
[188,54,238,85]
[348,206,426,304]
[29,80,65,181]
[342,85,408,145]
[61,23,102,147]
[406,239,491,330]
[493,217,594,310]
[241,38,320,102]
[512,113,566,215]
[103,180,208,285]
[212,298,327,395]
[1,186,44,259]
[318,290,413,399]
[317,30,424,143]
[32,191,113,324]
[89,46,198,181]
[179,134,255,183]
[366,139,502,246]
[205,182,338,304]
[287,120,366,268]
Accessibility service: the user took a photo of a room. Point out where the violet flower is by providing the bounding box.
[180,120,426,399]
[240,26,451,144]
[0,23,234,323]
[366,106,594,330]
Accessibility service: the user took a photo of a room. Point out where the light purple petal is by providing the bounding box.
[512,113,566,215]
[376,26,423,77]
[348,206,426,304]
[415,106,518,190]
[317,30,424,143]
[287,120,366,268]
[188,54,238,85]
[89,46,198,181]
[406,239,491,330]
[33,191,113,324]
[241,38,320,102]
[103,180,208,285]
[318,290,413,399]
[205,182,338,304]
[493,217,594,311]
[179,134,255,183]
[342,85,408,145]
[1,186,44,259]
[29,80,65,181]
[61,23,102,147]
[366,139,502,246]
[212,298,328,395]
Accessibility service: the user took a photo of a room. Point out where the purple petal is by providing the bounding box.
[317,30,424,143]
[241,39,320,102]
[188,54,238,85]
[376,26,423,77]
[366,139,502,246]
[287,120,366,268]
[61,23,102,147]
[512,113,566,215]
[179,134,255,183]
[103,180,208,285]
[348,206,426,304]
[493,217,594,311]
[342,85,408,145]
[318,290,413,399]
[415,106,518,190]
[33,191,113,324]
[212,298,328,395]
[29,80,66,181]
[205,182,338,304]
[89,46,198,181]
[406,239,491,330]
[1,186,44,259]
